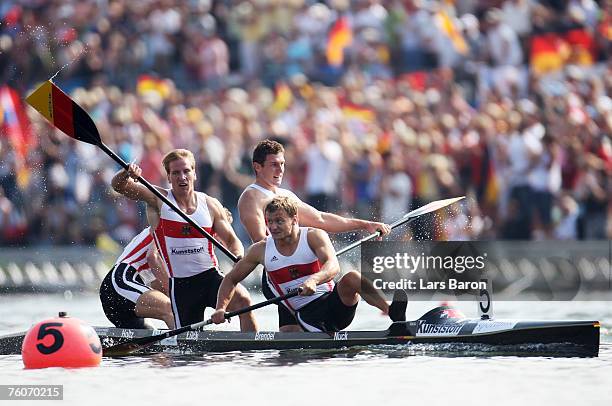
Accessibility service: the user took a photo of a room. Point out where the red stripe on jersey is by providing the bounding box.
[268,278,295,311]
[128,251,147,266]
[153,232,174,277]
[118,234,152,263]
[136,263,150,272]
[157,218,213,239]
[207,240,217,267]
[267,261,322,285]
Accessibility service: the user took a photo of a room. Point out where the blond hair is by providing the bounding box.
[264,196,298,218]
[162,149,195,174]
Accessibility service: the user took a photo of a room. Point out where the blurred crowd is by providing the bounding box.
[0,0,611,247]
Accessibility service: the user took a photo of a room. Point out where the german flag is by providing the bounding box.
[339,99,375,122]
[137,75,170,99]
[270,82,293,113]
[565,28,596,65]
[529,33,568,74]
[326,16,352,66]
[26,81,101,146]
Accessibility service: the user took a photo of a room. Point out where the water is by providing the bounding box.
[0,293,611,405]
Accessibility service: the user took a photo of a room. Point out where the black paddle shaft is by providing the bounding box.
[97,142,239,263]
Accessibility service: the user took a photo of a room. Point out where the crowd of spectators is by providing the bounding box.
[0,0,611,247]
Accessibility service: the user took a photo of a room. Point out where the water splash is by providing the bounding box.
[49,42,88,83]
[49,69,61,83]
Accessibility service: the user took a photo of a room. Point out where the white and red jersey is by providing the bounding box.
[153,190,218,278]
[264,227,334,311]
[114,227,153,273]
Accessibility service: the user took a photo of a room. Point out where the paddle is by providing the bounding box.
[26,81,238,262]
[103,289,302,356]
[335,196,465,256]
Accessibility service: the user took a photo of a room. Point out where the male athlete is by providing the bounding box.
[238,140,391,331]
[111,149,257,331]
[212,197,405,332]
[99,227,174,329]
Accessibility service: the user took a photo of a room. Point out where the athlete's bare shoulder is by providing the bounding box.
[203,193,223,215]
[238,186,257,202]
[201,192,218,204]
[306,227,329,245]
[251,239,267,251]
[276,187,302,203]
[245,239,267,262]
[306,227,335,261]
[238,187,267,210]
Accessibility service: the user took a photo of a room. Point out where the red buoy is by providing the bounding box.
[21,312,102,369]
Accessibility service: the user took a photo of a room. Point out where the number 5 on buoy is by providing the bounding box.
[21,312,101,369]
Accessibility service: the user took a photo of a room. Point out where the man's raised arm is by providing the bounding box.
[111,163,161,208]
[297,201,391,236]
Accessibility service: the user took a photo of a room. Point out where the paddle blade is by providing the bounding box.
[26,81,101,146]
[102,341,143,357]
[404,196,465,220]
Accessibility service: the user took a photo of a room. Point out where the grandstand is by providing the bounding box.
[0,0,610,249]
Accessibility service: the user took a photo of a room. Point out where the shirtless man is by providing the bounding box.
[111,149,257,331]
[238,140,391,331]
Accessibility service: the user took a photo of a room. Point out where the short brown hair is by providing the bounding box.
[162,149,195,174]
[252,139,284,166]
[264,196,298,218]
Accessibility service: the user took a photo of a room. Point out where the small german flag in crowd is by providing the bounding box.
[326,16,353,67]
